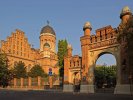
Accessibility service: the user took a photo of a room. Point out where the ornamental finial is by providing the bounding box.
[47,20,50,25]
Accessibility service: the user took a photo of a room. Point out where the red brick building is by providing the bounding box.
[0,24,59,75]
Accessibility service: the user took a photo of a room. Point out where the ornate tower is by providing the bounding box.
[38,23,59,75]
[120,6,132,23]
[80,22,92,81]
[83,22,92,36]
[39,24,56,57]
[119,6,132,84]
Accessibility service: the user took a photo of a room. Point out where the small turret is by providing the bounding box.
[67,44,73,57]
[83,22,92,36]
[120,6,132,23]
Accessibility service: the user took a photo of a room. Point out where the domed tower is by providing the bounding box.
[40,23,56,57]
[80,21,92,83]
[83,22,92,36]
[39,23,59,75]
[120,6,132,23]
[119,6,132,84]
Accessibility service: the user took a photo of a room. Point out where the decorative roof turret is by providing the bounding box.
[40,21,56,35]
[120,6,132,19]
[83,22,92,31]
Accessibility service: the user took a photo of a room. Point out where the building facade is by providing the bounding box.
[64,44,82,84]
[64,6,133,94]
[0,24,59,75]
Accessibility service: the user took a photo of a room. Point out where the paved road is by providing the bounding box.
[0,90,133,100]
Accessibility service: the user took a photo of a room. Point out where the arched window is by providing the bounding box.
[100,36,102,41]
[105,33,107,39]
[95,37,97,42]
[44,43,50,48]
[74,62,75,67]
[110,34,113,38]
[77,61,79,66]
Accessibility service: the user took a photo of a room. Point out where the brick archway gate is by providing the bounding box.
[80,23,130,94]
[89,51,119,93]
[63,6,132,94]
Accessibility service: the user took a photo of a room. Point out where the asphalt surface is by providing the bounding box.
[0,90,133,100]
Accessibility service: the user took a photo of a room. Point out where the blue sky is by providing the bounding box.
[0,0,133,65]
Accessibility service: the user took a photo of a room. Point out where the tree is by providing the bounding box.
[57,39,68,77]
[95,64,116,88]
[0,51,12,87]
[28,64,47,78]
[13,61,27,78]
[117,16,133,78]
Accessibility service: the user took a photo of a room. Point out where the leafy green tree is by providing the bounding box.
[95,64,116,88]
[28,64,48,78]
[0,51,12,87]
[13,61,27,78]
[57,39,68,77]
